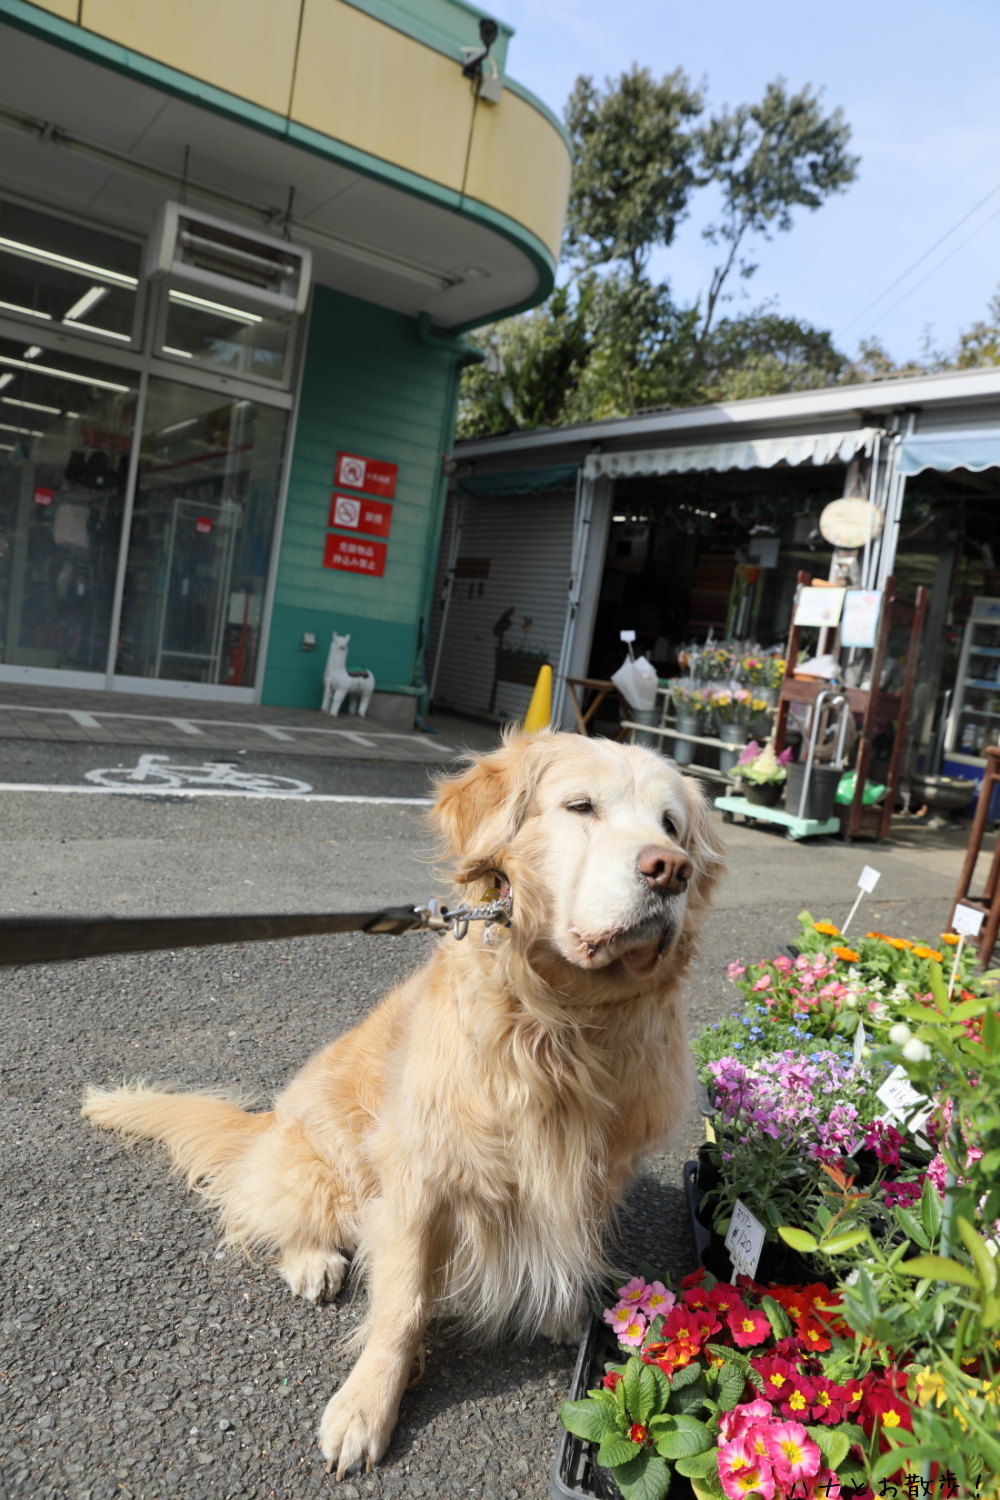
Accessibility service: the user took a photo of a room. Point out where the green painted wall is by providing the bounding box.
[262,286,458,709]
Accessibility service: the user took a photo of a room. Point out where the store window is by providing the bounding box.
[0,332,137,673]
[0,198,141,348]
[159,290,291,384]
[115,379,287,688]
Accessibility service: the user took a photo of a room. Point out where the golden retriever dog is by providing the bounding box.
[83,731,723,1478]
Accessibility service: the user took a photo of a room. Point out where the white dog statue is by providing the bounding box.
[321,632,375,717]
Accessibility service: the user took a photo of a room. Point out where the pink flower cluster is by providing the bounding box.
[716,1401,831,1500]
[706,1051,870,1163]
[602,1275,676,1346]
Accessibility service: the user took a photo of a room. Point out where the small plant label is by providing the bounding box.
[725,1198,766,1278]
[842,866,881,934]
[876,1064,932,1142]
[852,1018,867,1065]
[952,904,985,937]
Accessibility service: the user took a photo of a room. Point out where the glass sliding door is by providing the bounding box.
[0,332,137,674]
[115,379,287,688]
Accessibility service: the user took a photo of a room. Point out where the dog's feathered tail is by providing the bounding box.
[82,1082,271,1189]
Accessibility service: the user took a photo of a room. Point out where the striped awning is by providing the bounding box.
[897,430,1000,476]
[582,428,880,480]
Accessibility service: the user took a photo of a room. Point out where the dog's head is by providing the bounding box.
[431,731,724,984]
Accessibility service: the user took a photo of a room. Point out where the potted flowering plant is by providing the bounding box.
[558,1272,910,1500]
[730,741,793,806]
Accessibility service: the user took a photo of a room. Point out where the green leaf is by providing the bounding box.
[671,1373,709,1416]
[817,1229,867,1256]
[597,1434,642,1468]
[614,1451,671,1500]
[891,1205,929,1250]
[653,1413,715,1460]
[668,1361,703,1390]
[949,997,986,1022]
[778,1226,819,1253]
[760,1294,792,1340]
[624,1357,644,1422]
[637,1362,664,1425]
[715,1360,749,1412]
[921,1176,943,1241]
[647,1362,672,1409]
[956,1214,998,1293]
[675,1448,721,1480]
[806,1425,850,1469]
[897,1254,980,1290]
[560,1397,618,1444]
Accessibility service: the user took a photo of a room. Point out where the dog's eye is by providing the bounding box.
[565,799,595,816]
[662,814,678,838]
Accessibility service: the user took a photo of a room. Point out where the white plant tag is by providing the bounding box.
[619,629,636,643]
[877,1064,933,1139]
[853,1018,867,1065]
[858,866,881,893]
[725,1198,766,1279]
[952,905,985,938]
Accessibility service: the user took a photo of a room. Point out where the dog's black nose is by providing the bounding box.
[637,845,692,895]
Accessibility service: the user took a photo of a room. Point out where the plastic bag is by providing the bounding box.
[835,771,886,806]
[611,653,659,710]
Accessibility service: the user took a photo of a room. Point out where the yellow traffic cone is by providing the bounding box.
[523,664,552,733]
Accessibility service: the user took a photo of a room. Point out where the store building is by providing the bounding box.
[435,367,1000,782]
[0,0,570,722]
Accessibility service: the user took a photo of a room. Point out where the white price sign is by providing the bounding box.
[620,630,636,643]
[952,904,985,938]
[877,1064,933,1139]
[842,865,881,935]
[725,1198,766,1279]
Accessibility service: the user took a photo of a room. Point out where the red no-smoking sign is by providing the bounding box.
[334,451,398,499]
[328,494,393,539]
[323,534,388,578]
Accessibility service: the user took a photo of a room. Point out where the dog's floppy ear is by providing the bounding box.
[680,772,726,907]
[431,733,541,883]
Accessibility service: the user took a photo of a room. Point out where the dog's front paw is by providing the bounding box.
[318,1377,397,1479]
[278,1248,346,1304]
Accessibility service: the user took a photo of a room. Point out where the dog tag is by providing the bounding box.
[725,1199,766,1279]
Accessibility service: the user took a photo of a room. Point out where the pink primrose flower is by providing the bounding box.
[773,954,793,974]
[765,1421,822,1486]
[752,975,772,992]
[718,1399,775,1443]
[640,1280,675,1317]
[616,1276,648,1306]
[726,961,748,980]
[718,1436,776,1500]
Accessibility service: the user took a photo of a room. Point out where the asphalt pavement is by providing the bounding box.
[0,686,986,1500]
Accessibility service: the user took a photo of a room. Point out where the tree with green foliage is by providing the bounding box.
[458,66,861,435]
[697,80,858,342]
[563,65,704,279]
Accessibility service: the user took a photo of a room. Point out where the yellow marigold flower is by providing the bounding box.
[833,946,860,962]
[940,932,961,946]
[912,945,943,961]
[813,920,841,936]
[887,937,914,950]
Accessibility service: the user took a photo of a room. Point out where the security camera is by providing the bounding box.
[462,17,499,78]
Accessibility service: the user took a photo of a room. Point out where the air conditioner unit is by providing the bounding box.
[147,202,312,319]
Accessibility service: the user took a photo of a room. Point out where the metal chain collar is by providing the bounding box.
[414,884,513,941]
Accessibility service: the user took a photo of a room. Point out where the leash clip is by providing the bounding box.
[413,889,513,941]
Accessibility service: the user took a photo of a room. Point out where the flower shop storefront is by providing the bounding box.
[553,913,1000,1500]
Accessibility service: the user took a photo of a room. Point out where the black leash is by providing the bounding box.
[0,892,513,968]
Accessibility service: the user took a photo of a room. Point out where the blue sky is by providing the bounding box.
[498,0,1000,366]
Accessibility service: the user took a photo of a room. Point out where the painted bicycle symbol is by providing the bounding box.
[84,753,313,795]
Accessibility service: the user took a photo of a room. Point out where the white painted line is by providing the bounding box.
[169,719,203,736]
[67,710,101,728]
[257,726,295,742]
[0,781,433,805]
